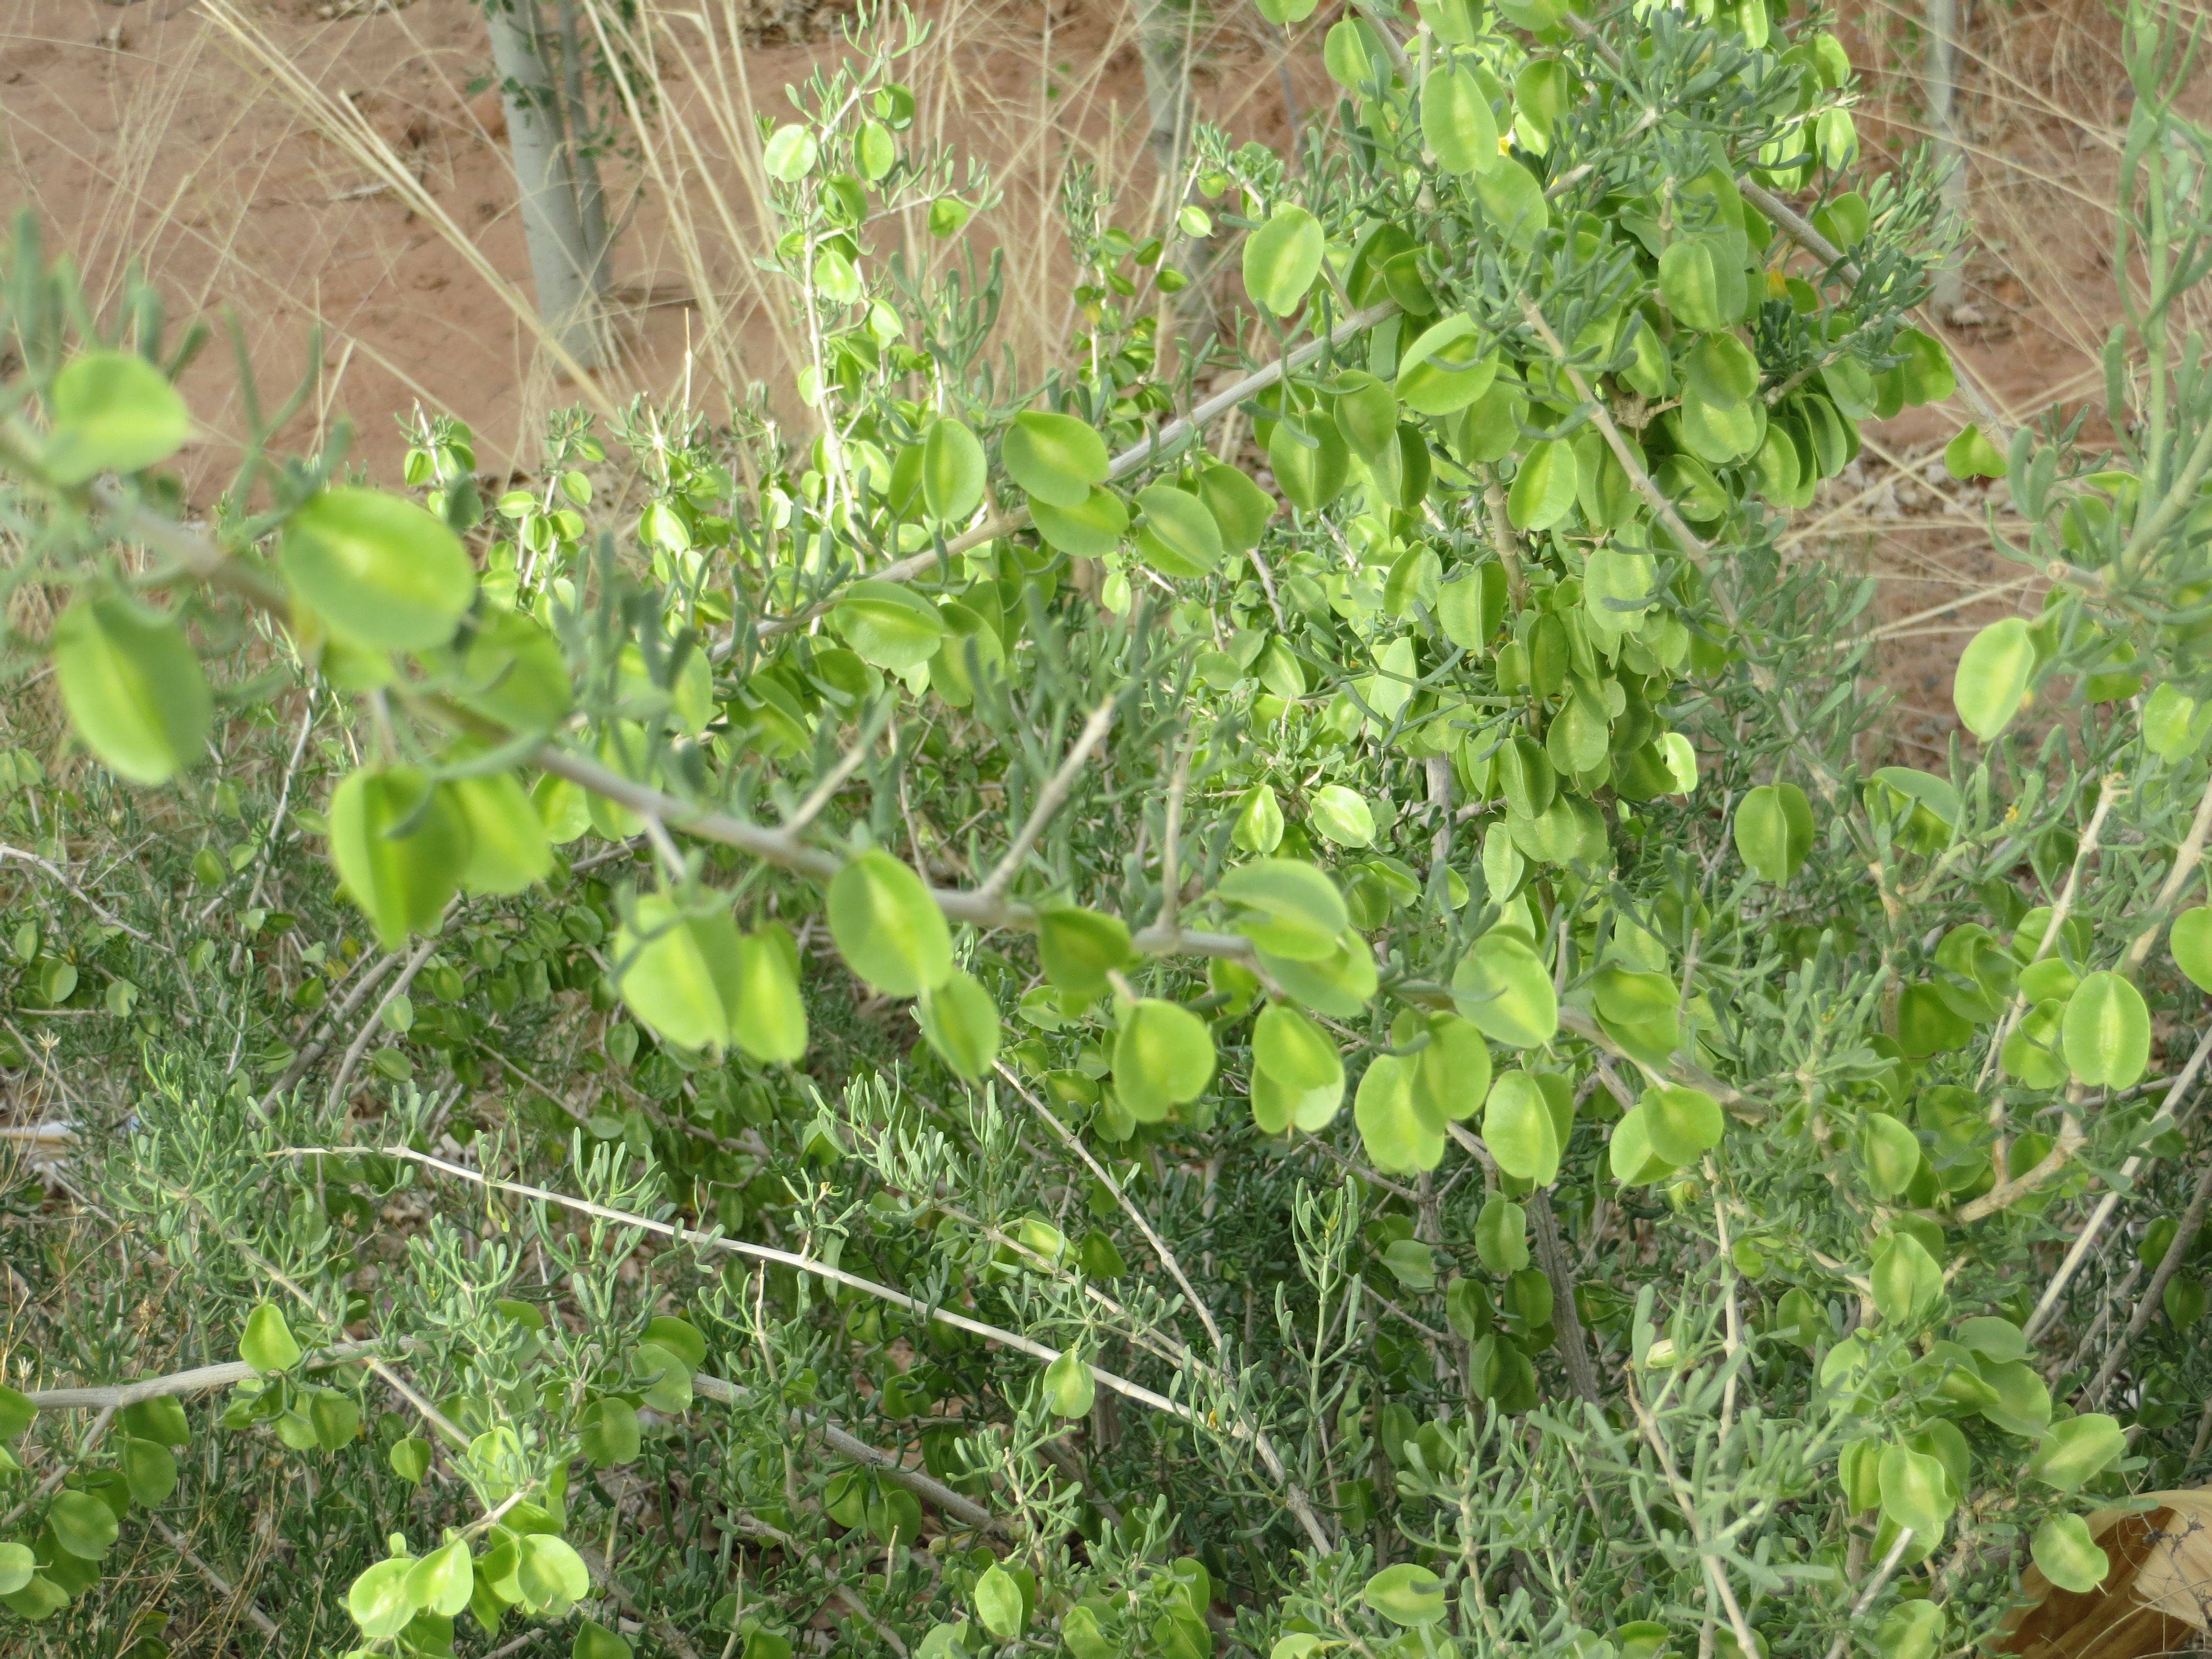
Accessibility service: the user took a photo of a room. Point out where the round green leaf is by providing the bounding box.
[832,580,947,674]
[389,1435,432,1485]
[1113,999,1216,1121]
[855,121,896,182]
[0,1542,33,1597]
[1451,932,1558,1048]
[120,1437,178,1507]
[1944,423,2007,480]
[614,896,745,1052]
[1267,413,1349,510]
[1876,1443,1954,1540]
[1355,1055,1444,1174]
[1396,314,1499,416]
[48,1489,121,1560]
[1333,370,1397,460]
[1644,1085,1724,1166]
[1659,239,1738,333]
[1134,484,1224,578]
[1243,205,1325,316]
[1362,1563,1446,1627]
[1043,1348,1095,1418]
[1195,462,1276,553]
[1257,928,1378,1019]
[1860,1112,1922,1198]
[1953,617,2036,740]
[580,1396,642,1468]
[1899,983,1974,1056]
[1583,550,1657,638]
[444,771,552,898]
[763,124,818,181]
[1438,560,1507,651]
[283,488,476,652]
[2031,1513,2110,1593]
[1412,1013,1492,1126]
[921,418,987,523]
[828,849,952,997]
[577,1618,637,1659]
[974,1562,1026,1639]
[918,968,1001,1079]
[1310,784,1375,847]
[2172,907,2212,992]
[1876,1599,1944,1659]
[1474,1195,1530,1272]
[1734,782,1814,883]
[0,1386,35,1443]
[1422,59,1500,175]
[1959,1316,2027,1364]
[1030,485,1130,557]
[409,1539,476,1619]
[43,349,191,484]
[1002,411,1109,509]
[632,1340,694,1413]
[1233,784,1286,854]
[1686,332,1760,406]
[347,1554,418,1639]
[1507,439,1578,531]
[2028,1413,2125,1491]
[517,1533,592,1611]
[1254,1004,1342,1093]
[240,1301,303,1375]
[1219,859,1349,960]
[120,1396,187,1447]
[1474,158,1551,253]
[1871,1230,1947,1324]
[51,596,212,787]
[1483,1070,1562,1184]
[733,926,807,1064]
[1250,1065,1343,1135]
[644,1313,707,1368]
[1037,907,1132,999]
[2062,971,2150,1088]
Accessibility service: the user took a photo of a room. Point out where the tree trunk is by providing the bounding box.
[1925,0,1969,315]
[484,0,606,368]
[556,0,614,301]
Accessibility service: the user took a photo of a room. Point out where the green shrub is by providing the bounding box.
[1,1,2210,1656]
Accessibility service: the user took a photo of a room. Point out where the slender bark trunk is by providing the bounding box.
[1529,1189,1603,1408]
[485,0,604,367]
[1925,0,1968,314]
[556,0,614,299]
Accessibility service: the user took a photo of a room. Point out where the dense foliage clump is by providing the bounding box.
[2,1,2211,1657]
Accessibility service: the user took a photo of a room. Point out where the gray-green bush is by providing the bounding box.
[2,1,2211,1657]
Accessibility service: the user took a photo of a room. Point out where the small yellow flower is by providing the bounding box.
[1765,268,1790,299]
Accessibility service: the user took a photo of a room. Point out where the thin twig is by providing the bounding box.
[256,946,406,1113]
[292,1145,1239,1438]
[2026,1019,2212,1340]
[782,698,895,837]
[147,1513,282,1640]
[2083,1134,2212,1408]
[1818,1526,1916,1659]
[690,1371,999,1536]
[326,934,441,1114]
[978,700,1118,901]
[0,844,155,942]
